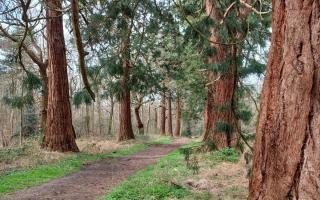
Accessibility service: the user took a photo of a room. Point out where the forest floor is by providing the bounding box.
[0,137,249,200]
[1,137,190,200]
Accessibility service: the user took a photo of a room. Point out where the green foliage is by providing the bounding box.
[22,105,38,136]
[22,72,42,91]
[73,90,93,108]
[236,109,253,124]
[210,148,239,165]
[217,102,231,113]
[3,94,34,109]
[182,129,192,137]
[215,121,233,135]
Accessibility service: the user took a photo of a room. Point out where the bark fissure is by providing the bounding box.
[249,1,320,199]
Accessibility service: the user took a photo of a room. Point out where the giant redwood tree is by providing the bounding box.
[42,0,79,152]
[249,0,320,199]
[203,0,242,148]
[118,14,135,141]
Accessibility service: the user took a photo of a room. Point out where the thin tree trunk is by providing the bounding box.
[174,95,182,137]
[70,0,95,100]
[91,102,95,135]
[97,90,102,135]
[146,103,151,134]
[20,108,23,146]
[167,92,173,136]
[107,95,114,135]
[160,91,166,135]
[42,0,79,152]
[85,104,90,136]
[249,1,320,199]
[154,107,158,132]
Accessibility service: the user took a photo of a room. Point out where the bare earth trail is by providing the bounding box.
[2,138,189,200]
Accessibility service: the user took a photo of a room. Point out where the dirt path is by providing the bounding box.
[1,138,189,200]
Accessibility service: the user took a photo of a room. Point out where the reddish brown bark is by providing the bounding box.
[160,91,166,135]
[134,96,144,135]
[174,95,182,137]
[42,0,79,152]
[203,0,239,148]
[167,92,173,136]
[249,1,320,199]
[118,28,134,141]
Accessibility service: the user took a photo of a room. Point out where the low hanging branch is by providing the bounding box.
[71,0,95,101]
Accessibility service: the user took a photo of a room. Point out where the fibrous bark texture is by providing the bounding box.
[118,60,135,141]
[249,1,320,199]
[43,0,79,152]
[203,0,239,148]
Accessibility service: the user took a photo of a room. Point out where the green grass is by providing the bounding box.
[104,144,241,200]
[104,142,213,200]
[148,136,173,145]
[210,147,239,165]
[0,143,149,195]
[104,151,192,200]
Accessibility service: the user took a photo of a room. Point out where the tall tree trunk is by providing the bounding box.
[174,95,182,137]
[134,96,144,135]
[91,102,95,135]
[160,91,166,135]
[118,62,134,141]
[203,0,239,148]
[154,107,158,132]
[42,0,79,152]
[118,15,134,141]
[107,94,114,135]
[146,103,151,134]
[249,1,320,199]
[167,92,173,136]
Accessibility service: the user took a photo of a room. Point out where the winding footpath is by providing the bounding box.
[1,138,189,200]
